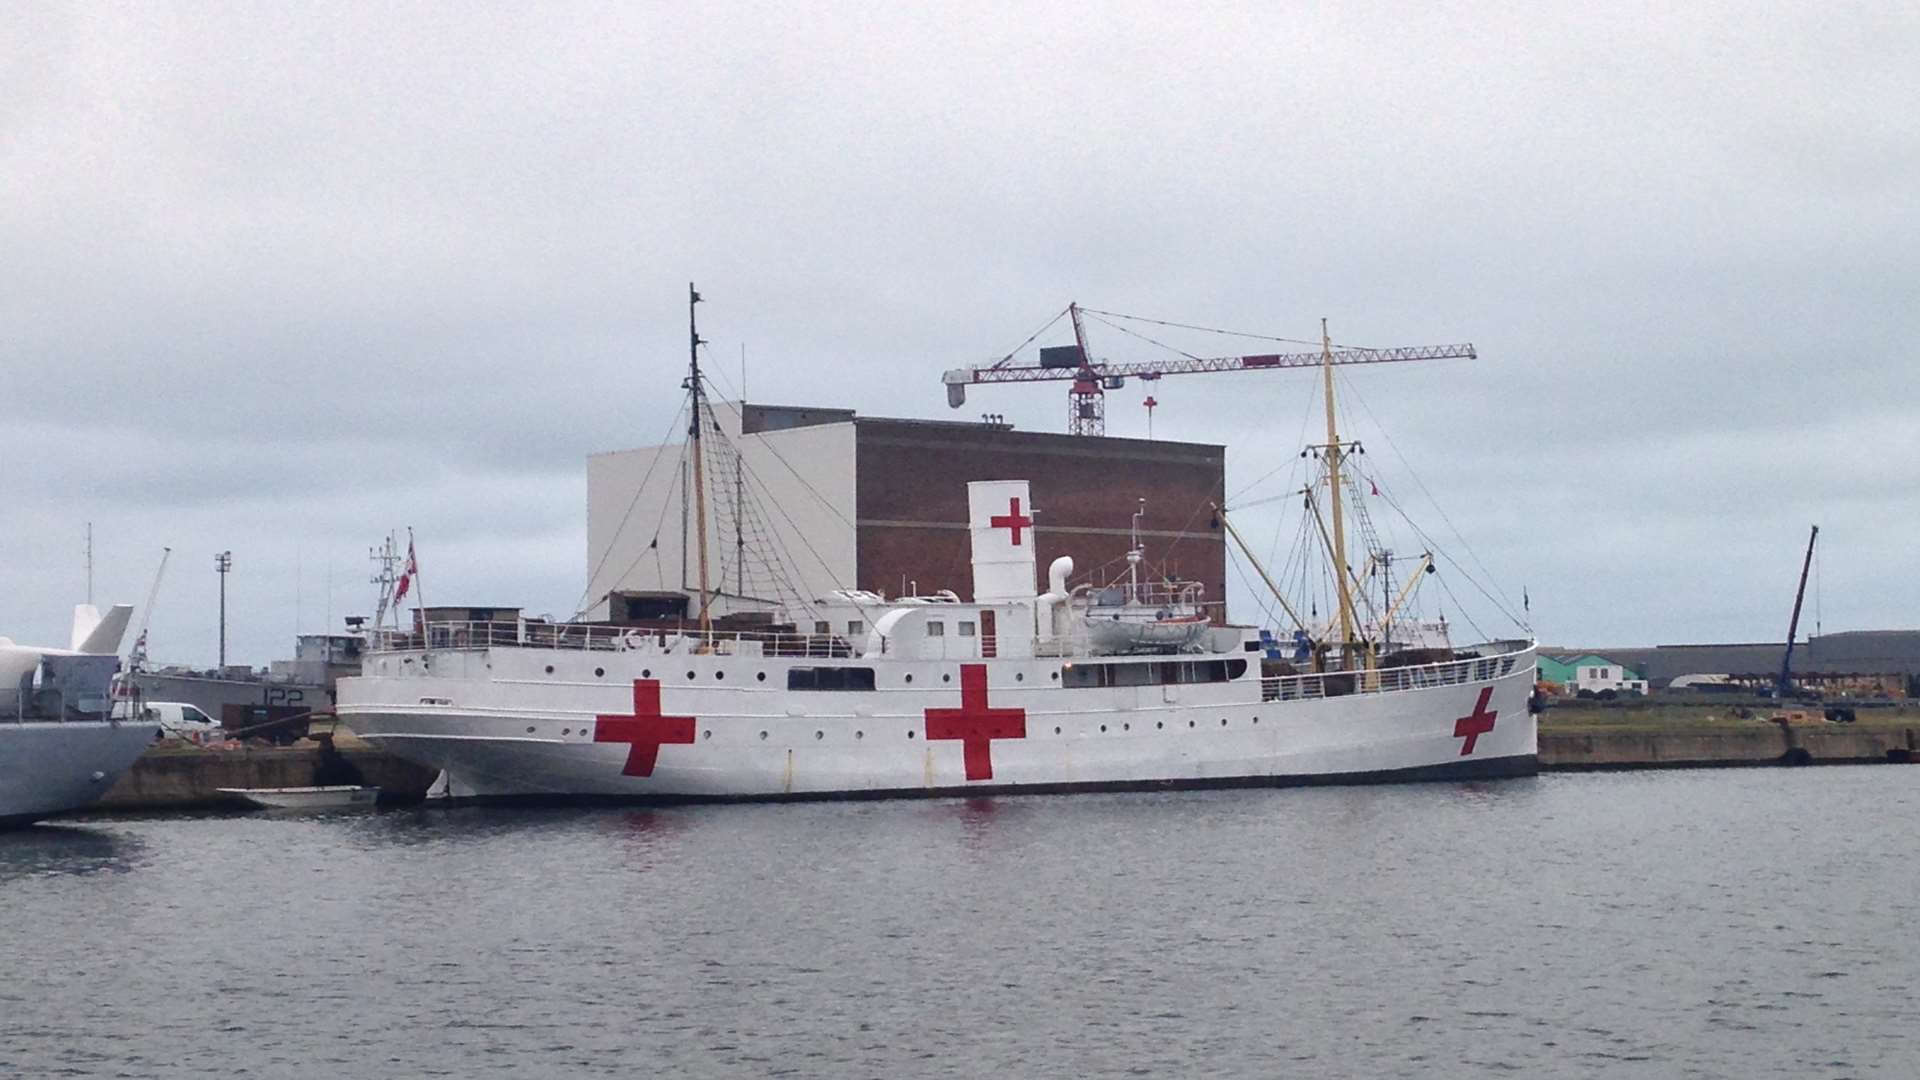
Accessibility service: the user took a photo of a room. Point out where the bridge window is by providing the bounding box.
[786,667,876,691]
[958,621,976,637]
[926,621,945,637]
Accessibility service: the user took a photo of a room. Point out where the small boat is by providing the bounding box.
[217,785,380,810]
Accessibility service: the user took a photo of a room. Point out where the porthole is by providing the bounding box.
[757,672,767,682]
[1016,672,1025,682]
[907,731,916,739]
[905,674,914,684]
[715,671,725,680]
[642,669,652,678]
[1099,724,1107,733]
[1123,723,1130,731]
[702,730,712,740]
[759,730,769,740]
[561,727,571,736]
[526,726,536,734]
[855,730,864,740]
[1054,726,1062,735]
[1252,717,1259,724]
[544,665,554,675]
[1188,720,1196,728]
[1051,671,1059,680]
[1221,718,1228,726]
[943,673,952,683]
[686,671,696,680]
[814,730,824,740]
[594,667,605,677]
[1156,721,1164,730]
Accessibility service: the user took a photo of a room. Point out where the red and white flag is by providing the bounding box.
[394,541,418,603]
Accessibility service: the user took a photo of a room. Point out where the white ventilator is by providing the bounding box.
[967,480,1039,603]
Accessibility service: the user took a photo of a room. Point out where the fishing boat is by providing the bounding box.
[1,605,160,827]
[336,292,1536,801]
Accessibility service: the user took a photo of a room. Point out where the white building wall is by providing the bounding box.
[585,403,857,620]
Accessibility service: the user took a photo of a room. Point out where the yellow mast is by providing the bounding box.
[688,283,714,639]
[1321,318,1356,653]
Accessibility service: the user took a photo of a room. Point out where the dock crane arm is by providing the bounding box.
[943,302,1475,436]
[1776,525,1819,699]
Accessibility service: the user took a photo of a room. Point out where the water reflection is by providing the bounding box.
[0,824,141,881]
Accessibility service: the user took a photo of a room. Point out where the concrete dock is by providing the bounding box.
[1539,702,1920,770]
[95,741,438,811]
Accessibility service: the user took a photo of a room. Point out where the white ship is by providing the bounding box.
[336,295,1536,802]
[2,605,160,827]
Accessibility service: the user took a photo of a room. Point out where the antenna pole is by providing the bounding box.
[86,522,94,606]
[688,283,714,637]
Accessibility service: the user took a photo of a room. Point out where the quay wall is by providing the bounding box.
[1540,714,1920,770]
[95,746,438,810]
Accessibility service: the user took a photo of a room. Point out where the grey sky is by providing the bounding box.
[4,3,1914,665]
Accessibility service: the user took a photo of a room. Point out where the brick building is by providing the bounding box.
[585,403,1227,623]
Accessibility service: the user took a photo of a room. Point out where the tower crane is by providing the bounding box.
[943,302,1477,436]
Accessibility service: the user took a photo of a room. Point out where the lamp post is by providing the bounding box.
[215,551,232,669]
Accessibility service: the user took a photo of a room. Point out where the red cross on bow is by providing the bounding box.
[595,679,696,777]
[1453,687,1498,756]
[988,496,1033,546]
[924,663,1027,782]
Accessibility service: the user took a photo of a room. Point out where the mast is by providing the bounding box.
[687,283,714,637]
[1321,318,1357,651]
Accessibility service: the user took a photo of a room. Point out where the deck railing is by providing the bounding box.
[1260,649,1526,702]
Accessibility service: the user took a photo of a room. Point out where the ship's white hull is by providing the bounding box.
[337,643,1537,802]
[0,720,159,827]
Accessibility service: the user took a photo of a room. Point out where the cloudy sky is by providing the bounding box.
[4,3,1914,666]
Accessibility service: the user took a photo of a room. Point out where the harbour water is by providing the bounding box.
[5,769,1915,1078]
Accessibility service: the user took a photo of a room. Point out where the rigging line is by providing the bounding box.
[1081,311,1206,362]
[1429,566,1492,645]
[1335,368,1523,620]
[1369,480,1525,630]
[1077,307,1333,350]
[585,437,692,619]
[991,306,1071,369]
[574,396,693,616]
[704,387,860,535]
[725,436,878,622]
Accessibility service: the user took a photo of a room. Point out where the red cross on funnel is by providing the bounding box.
[989,497,1033,546]
[1453,687,1498,756]
[595,679,696,777]
[925,663,1027,781]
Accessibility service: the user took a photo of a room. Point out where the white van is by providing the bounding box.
[129,701,223,741]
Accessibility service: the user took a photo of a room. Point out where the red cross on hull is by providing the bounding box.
[989,497,1033,546]
[925,664,1027,781]
[595,679,696,777]
[1453,686,1498,756]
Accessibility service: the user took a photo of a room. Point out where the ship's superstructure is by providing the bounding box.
[1,604,160,826]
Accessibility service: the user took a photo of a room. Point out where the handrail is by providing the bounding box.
[1260,648,1528,702]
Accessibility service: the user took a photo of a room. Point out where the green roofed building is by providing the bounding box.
[1537,654,1647,696]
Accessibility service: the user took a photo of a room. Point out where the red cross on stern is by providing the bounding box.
[924,664,1027,782]
[595,679,696,777]
[1453,687,1498,756]
[989,497,1033,546]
